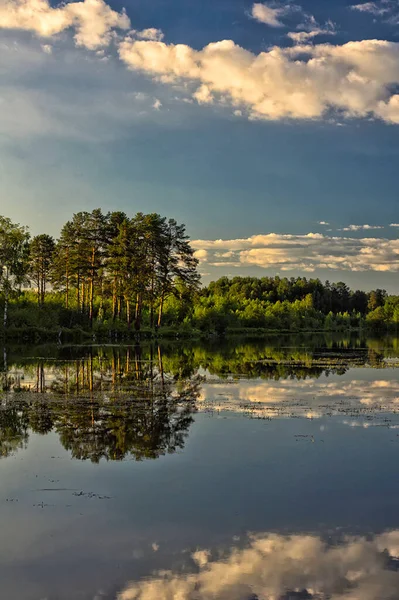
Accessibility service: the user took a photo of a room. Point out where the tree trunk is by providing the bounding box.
[126,298,131,329]
[3,288,8,331]
[157,290,165,328]
[112,279,117,321]
[41,271,46,306]
[89,247,95,327]
[77,272,80,310]
[134,293,142,331]
[99,277,104,321]
[65,249,69,309]
[81,280,85,313]
[37,272,41,306]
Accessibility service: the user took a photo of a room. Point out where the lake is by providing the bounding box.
[1,334,399,599]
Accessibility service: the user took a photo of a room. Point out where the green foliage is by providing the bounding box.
[194,277,397,334]
[0,210,200,338]
[0,212,398,337]
[29,234,55,305]
[0,216,30,329]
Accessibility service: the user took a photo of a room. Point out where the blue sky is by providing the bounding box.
[1,0,399,289]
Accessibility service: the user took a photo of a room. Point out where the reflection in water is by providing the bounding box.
[1,339,399,461]
[0,346,203,461]
[1,335,399,394]
[0,402,29,458]
[1,338,399,599]
[0,383,201,462]
[199,378,399,421]
[118,530,399,600]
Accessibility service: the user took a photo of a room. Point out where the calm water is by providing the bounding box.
[1,335,399,599]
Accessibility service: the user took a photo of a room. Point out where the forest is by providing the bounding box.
[0,209,398,340]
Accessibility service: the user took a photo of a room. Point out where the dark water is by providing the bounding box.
[1,335,399,599]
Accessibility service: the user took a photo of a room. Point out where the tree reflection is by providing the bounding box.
[54,379,200,462]
[1,337,398,396]
[0,399,29,457]
[0,337,399,461]
[0,376,200,462]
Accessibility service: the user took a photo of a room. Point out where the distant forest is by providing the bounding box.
[0,209,398,340]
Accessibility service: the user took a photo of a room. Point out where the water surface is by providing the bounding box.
[1,335,399,599]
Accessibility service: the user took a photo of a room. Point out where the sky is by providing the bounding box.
[1,0,399,290]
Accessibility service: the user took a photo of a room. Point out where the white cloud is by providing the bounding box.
[3,0,399,127]
[118,36,399,124]
[253,3,337,43]
[191,549,211,568]
[134,28,164,42]
[288,15,336,44]
[340,224,385,231]
[287,29,327,42]
[351,1,391,15]
[390,223,399,227]
[191,232,399,272]
[0,0,130,49]
[318,221,330,225]
[251,2,293,27]
[193,84,214,105]
[152,98,162,110]
[118,529,399,600]
[193,249,209,262]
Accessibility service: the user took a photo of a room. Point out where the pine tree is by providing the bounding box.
[156,219,200,327]
[29,234,55,305]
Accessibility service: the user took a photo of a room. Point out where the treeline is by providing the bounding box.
[193,276,399,334]
[0,210,199,336]
[1,211,399,338]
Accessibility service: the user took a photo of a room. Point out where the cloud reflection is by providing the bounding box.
[118,530,399,600]
[199,377,399,420]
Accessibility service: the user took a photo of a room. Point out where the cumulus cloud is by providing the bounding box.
[4,0,399,127]
[251,2,293,27]
[134,28,164,41]
[339,224,385,231]
[118,529,399,600]
[390,223,399,227]
[318,221,330,225]
[0,0,130,49]
[3,0,399,125]
[193,249,209,262]
[191,232,399,272]
[117,36,399,124]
